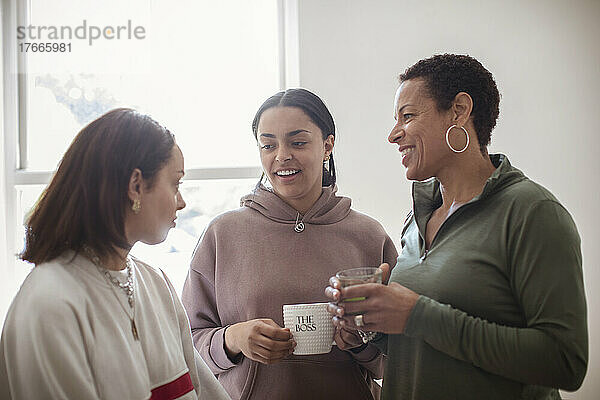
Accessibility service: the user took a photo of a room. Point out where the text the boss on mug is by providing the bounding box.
[296,315,317,331]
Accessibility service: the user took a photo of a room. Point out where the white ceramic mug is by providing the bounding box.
[283,302,335,355]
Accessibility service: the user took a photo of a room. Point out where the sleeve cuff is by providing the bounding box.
[370,332,388,355]
[403,295,431,338]
[209,326,242,370]
[348,342,380,362]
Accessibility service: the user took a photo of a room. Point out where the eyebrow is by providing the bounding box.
[259,129,311,138]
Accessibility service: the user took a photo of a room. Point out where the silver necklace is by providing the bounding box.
[98,260,134,308]
[83,247,139,341]
[294,212,305,233]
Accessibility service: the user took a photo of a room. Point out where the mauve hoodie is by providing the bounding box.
[182,184,398,400]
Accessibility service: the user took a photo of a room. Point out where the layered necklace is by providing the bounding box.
[83,246,139,341]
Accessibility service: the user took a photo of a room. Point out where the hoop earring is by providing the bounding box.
[445,125,469,153]
[323,155,330,170]
[259,171,273,190]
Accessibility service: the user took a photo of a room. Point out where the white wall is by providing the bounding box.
[296,0,600,398]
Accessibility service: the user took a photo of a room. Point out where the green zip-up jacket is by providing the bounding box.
[378,154,587,400]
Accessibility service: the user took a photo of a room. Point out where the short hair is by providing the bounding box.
[21,108,175,265]
[399,54,500,150]
[251,88,337,187]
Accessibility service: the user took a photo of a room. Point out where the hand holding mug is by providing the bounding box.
[224,318,296,364]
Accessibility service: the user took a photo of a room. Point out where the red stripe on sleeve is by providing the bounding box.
[150,372,194,400]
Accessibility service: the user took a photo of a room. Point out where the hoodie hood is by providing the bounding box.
[241,184,351,226]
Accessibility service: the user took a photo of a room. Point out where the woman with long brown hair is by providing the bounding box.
[0,108,230,400]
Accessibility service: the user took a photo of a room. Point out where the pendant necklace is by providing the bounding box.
[294,212,305,233]
[84,246,139,341]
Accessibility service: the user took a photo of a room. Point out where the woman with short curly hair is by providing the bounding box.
[327,54,588,399]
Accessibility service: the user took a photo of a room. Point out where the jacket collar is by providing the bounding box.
[411,154,526,237]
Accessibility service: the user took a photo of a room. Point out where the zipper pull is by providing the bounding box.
[420,249,428,263]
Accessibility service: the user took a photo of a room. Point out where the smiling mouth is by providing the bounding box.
[275,169,300,177]
[400,147,415,157]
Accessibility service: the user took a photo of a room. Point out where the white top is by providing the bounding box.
[0,252,230,400]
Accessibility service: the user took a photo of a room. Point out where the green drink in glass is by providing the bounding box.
[336,267,383,303]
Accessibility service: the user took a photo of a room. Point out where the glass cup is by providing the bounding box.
[335,266,383,302]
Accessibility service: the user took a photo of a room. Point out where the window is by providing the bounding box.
[2,0,300,321]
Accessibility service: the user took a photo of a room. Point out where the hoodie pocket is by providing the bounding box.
[239,360,258,400]
[217,358,257,400]
[244,358,374,400]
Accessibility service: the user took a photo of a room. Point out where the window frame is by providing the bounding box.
[1,0,299,284]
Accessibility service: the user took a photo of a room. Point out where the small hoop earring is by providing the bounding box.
[132,199,141,214]
[259,171,273,190]
[445,125,469,153]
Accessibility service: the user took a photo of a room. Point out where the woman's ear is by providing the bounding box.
[324,134,335,158]
[128,168,143,203]
[452,92,474,126]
